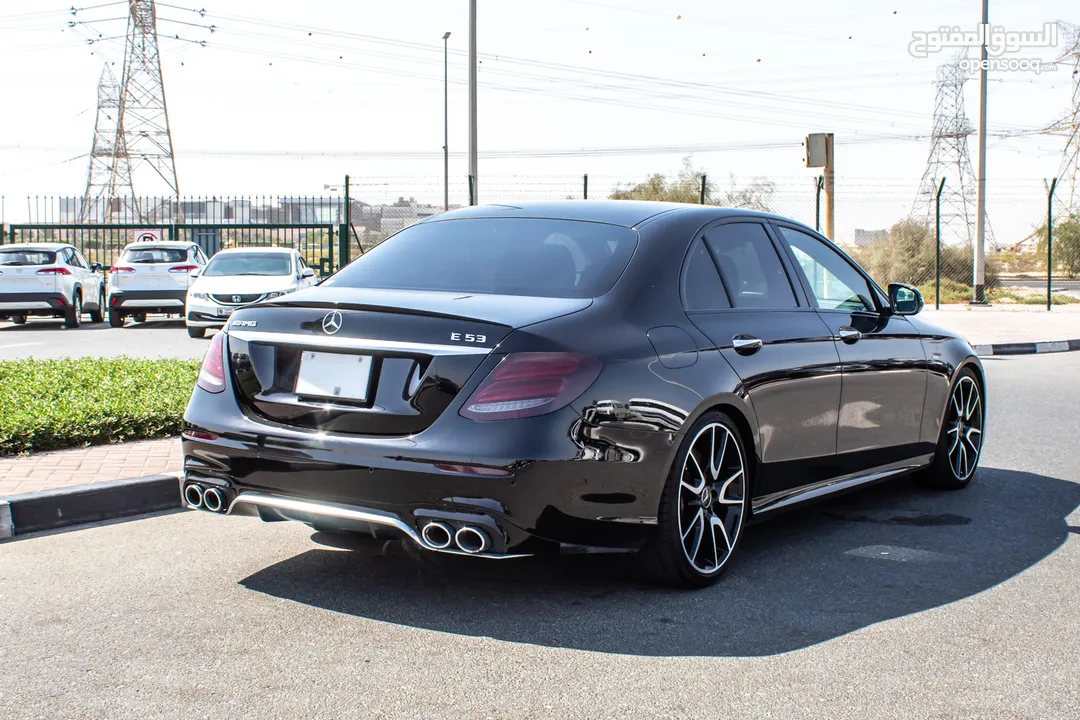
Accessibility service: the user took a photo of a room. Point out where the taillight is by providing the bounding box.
[460,352,601,421]
[110,266,135,273]
[169,265,199,273]
[36,267,71,275]
[197,332,226,394]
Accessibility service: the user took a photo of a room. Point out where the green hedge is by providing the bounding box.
[0,358,199,456]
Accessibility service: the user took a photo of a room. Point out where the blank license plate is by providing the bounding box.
[295,351,372,401]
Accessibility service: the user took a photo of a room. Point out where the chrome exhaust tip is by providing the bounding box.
[183,483,204,509]
[454,526,489,554]
[202,487,224,513]
[420,521,453,549]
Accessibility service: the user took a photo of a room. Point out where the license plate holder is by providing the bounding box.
[295,351,372,401]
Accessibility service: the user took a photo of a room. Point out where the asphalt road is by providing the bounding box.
[0,316,212,360]
[1,354,1079,719]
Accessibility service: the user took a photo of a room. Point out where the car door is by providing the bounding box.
[60,248,82,303]
[73,248,102,303]
[774,224,929,468]
[682,219,843,498]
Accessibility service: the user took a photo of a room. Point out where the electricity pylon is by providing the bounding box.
[113,0,179,221]
[79,63,130,222]
[1048,22,1080,215]
[912,58,994,247]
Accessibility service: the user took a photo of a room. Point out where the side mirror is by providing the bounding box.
[888,283,923,316]
[90,262,103,272]
[301,267,315,278]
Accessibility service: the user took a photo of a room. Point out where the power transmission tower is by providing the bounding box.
[912,58,994,248]
[113,0,180,221]
[80,63,131,222]
[1048,22,1080,215]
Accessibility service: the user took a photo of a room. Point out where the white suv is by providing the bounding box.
[107,241,208,327]
[0,243,106,328]
[185,247,317,338]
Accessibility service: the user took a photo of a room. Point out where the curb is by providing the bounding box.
[972,339,1080,357]
[0,473,182,537]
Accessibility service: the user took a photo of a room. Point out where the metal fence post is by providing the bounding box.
[699,174,707,204]
[468,175,475,206]
[1046,178,1058,311]
[935,177,945,310]
[583,173,588,200]
[339,174,351,267]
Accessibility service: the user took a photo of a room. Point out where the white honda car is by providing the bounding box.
[107,240,208,327]
[0,243,106,328]
[185,247,317,338]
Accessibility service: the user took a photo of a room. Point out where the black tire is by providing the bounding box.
[639,410,751,588]
[64,292,82,329]
[132,313,147,323]
[89,289,105,323]
[918,368,984,490]
[108,310,125,328]
[187,326,206,339]
[11,314,27,325]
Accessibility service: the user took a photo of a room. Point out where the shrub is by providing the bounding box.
[0,358,199,456]
[851,219,1000,289]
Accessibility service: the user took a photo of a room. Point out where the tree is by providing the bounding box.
[608,157,775,211]
[1035,213,1080,276]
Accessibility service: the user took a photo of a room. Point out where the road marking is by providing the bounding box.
[0,342,44,350]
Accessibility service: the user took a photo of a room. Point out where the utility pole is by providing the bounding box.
[443,32,451,212]
[805,132,834,240]
[973,0,990,303]
[468,0,478,205]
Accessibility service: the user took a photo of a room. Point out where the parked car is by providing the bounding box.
[107,241,208,327]
[180,201,985,587]
[184,247,317,338]
[0,243,106,328]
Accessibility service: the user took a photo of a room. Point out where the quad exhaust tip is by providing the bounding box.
[183,483,204,509]
[454,526,490,554]
[420,521,453,549]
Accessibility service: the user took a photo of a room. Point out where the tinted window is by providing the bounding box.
[683,239,730,311]
[326,218,638,299]
[122,246,187,264]
[778,227,875,312]
[0,249,55,266]
[703,223,796,308]
[203,253,291,277]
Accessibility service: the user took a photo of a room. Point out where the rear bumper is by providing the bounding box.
[181,364,676,556]
[0,292,67,316]
[108,289,187,314]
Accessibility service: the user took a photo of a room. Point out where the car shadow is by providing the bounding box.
[239,467,1080,657]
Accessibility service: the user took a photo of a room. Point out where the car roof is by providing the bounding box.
[427,200,788,229]
[211,246,295,255]
[0,242,68,251]
[121,241,192,249]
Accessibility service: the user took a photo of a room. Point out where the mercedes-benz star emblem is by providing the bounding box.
[322,311,343,335]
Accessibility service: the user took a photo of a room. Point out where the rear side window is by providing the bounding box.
[703,223,797,309]
[682,239,730,311]
[326,218,638,299]
[0,249,55,266]
[122,246,188,264]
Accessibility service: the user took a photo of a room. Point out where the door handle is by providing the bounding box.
[838,326,861,344]
[732,335,763,355]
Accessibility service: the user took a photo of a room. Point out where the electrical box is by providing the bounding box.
[805,133,829,168]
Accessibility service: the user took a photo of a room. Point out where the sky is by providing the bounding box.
[1,0,1077,245]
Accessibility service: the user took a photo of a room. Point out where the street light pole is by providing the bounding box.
[468,0,478,205]
[974,0,989,303]
[443,31,451,212]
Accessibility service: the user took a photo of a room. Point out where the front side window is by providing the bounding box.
[325,218,638,299]
[778,227,875,312]
[703,223,797,308]
[202,253,292,277]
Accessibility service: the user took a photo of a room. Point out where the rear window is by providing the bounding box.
[326,218,638,299]
[0,249,56,266]
[122,246,187,264]
[203,253,291,277]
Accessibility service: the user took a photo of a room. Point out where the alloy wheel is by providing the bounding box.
[945,376,983,481]
[676,422,747,575]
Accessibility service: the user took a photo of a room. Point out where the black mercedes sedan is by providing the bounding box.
[181,201,985,587]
